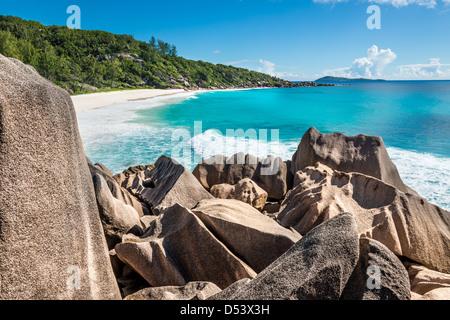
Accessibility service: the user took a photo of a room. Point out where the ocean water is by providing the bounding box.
[77,81,450,210]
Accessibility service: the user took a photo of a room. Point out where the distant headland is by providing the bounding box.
[315,76,386,83]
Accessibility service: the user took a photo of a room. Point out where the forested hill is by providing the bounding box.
[0,15,299,94]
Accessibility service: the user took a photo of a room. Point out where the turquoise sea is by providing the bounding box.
[77,81,450,210]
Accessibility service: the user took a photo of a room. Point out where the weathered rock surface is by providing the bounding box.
[278,163,450,273]
[208,279,251,300]
[115,204,256,289]
[254,155,289,201]
[416,288,450,300]
[193,153,259,190]
[93,173,142,249]
[290,127,410,193]
[88,160,150,217]
[193,153,289,201]
[341,238,411,300]
[407,263,450,296]
[124,282,221,300]
[192,199,300,273]
[210,178,268,211]
[121,156,213,214]
[0,55,120,299]
[210,213,360,300]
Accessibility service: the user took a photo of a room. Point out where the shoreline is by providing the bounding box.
[71,86,284,113]
[72,88,188,113]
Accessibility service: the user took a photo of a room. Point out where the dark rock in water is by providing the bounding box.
[193,153,289,201]
[209,212,360,300]
[115,204,256,289]
[88,160,150,216]
[124,282,221,300]
[192,199,301,273]
[278,163,450,274]
[122,155,213,214]
[291,127,411,193]
[93,173,142,250]
[0,55,120,299]
[341,238,411,300]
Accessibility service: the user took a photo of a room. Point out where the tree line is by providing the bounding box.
[0,15,286,94]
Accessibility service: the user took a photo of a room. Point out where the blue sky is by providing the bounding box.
[1,0,449,80]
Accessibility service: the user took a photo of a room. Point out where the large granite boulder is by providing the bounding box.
[254,155,290,201]
[121,156,213,214]
[341,238,411,300]
[210,212,360,300]
[278,163,450,273]
[193,153,259,190]
[115,204,256,289]
[193,153,289,201]
[192,199,300,273]
[124,282,221,300]
[93,173,142,250]
[0,55,120,299]
[88,160,150,217]
[291,127,410,193]
[210,178,268,211]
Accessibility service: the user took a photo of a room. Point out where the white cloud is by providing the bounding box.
[258,59,299,79]
[396,58,450,79]
[323,45,396,78]
[259,59,276,75]
[313,0,446,8]
[213,49,221,54]
[369,0,437,8]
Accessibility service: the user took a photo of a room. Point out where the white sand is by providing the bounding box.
[71,89,187,113]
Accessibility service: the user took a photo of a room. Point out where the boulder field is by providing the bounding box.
[0,55,448,300]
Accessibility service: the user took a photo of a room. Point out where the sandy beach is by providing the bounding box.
[71,89,187,113]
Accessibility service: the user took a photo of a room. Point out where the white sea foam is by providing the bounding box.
[387,147,450,210]
[77,96,449,211]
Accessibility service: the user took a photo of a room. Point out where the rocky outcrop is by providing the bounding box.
[115,204,256,289]
[124,282,221,300]
[120,156,213,214]
[193,153,289,201]
[290,127,411,193]
[341,238,410,300]
[406,263,450,300]
[210,178,268,211]
[210,213,360,300]
[93,173,142,250]
[192,199,300,273]
[208,278,251,300]
[278,163,450,273]
[193,153,259,190]
[0,55,120,299]
[88,160,150,217]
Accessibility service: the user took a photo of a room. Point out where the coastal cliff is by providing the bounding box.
[0,55,449,300]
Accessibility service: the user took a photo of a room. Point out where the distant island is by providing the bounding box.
[315,76,386,83]
[0,15,329,94]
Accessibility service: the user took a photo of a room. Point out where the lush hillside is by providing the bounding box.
[0,15,296,94]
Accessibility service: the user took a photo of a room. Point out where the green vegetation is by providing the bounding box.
[0,15,292,94]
